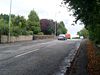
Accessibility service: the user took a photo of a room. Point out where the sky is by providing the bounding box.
[0,0,84,35]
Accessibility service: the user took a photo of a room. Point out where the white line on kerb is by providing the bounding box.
[15,49,39,58]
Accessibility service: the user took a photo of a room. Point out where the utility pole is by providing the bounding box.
[55,21,57,36]
[8,0,12,42]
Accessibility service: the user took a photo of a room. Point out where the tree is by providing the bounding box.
[0,13,36,36]
[12,16,26,27]
[0,14,9,23]
[0,14,22,36]
[63,0,100,43]
[77,28,89,38]
[0,19,9,35]
[27,9,40,34]
[57,21,67,35]
[12,15,27,35]
[40,19,55,35]
[0,19,5,35]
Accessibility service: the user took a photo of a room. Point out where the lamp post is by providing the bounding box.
[55,11,61,36]
[8,0,12,42]
[55,21,57,36]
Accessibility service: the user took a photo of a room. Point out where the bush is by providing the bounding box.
[37,32,44,35]
[11,26,21,36]
[26,31,33,35]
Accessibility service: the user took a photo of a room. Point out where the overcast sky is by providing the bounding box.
[0,0,84,35]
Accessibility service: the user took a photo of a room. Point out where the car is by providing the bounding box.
[65,33,71,39]
[58,34,66,40]
[80,36,84,39]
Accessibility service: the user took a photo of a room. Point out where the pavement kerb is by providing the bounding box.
[65,40,82,75]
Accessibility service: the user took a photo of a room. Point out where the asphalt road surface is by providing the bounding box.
[0,39,81,75]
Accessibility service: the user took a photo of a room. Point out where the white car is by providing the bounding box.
[58,34,66,40]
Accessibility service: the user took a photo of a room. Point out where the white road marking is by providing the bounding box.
[15,49,39,58]
[46,44,56,47]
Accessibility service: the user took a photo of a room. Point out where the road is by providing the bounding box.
[0,39,81,75]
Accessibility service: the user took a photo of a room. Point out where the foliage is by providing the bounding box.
[40,19,67,35]
[0,19,5,35]
[26,31,33,35]
[12,15,26,28]
[40,19,55,35]
[27,9,41,34]
[57,21,67,35]
[11,15,28,36]
[0,14,9,23]
[11,26,22,36]
[0,9,41,37]
[0,19,9,36]
[37,32,44,35]
[63,0,100,43]
[0,9,67,37]
[0,14,27,36]
[77,28,89,38]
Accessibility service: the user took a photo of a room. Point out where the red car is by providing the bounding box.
[65,33,71,39]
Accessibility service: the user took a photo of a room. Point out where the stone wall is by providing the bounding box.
[33,35,55,40]
[0,35,33,43]
[0,35,55,43]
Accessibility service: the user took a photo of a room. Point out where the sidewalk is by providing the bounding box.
[68,39,100,75]
[68,39,88,75]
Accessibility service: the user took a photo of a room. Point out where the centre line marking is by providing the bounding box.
[15,49,39,58]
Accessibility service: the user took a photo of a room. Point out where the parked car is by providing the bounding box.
[58,34,66,40]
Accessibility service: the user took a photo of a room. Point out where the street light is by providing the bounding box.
[55,21,57,36]
[54,2,66,36]
[55,11,61,36]
[8,0,12,42]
